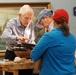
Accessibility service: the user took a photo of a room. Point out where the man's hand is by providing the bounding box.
[16,36,29,42]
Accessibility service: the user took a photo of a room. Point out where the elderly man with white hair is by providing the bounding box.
[1,5,35,75]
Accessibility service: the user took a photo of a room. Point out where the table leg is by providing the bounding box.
[13,70,18,75]
[0,70,3,75]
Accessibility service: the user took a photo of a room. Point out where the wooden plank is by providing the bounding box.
[0,59,35,75]
[0,70,2,75]
[13,70,18,75]
[0,50,5,57]
[0,60,34,69]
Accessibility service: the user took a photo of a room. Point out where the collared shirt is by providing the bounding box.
[45,22,53,32]
[49,22,53,31]
[1,17,35,50]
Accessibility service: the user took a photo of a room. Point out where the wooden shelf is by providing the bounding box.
[0,50,31,58]
[0,50,5,57]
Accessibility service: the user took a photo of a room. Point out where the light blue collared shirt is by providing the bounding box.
[1,17,35,50]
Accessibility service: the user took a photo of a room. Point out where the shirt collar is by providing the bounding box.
[49,22,53,31]
[16,17,33,29]
[16,17,26,28]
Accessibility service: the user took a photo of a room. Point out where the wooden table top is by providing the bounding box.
[0,59,35,71]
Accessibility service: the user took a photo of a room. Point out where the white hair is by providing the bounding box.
[19,5,34,16]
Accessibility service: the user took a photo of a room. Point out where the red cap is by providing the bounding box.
[52,9,69,22]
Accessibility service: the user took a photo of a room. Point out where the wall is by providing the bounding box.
[0,0,76,36]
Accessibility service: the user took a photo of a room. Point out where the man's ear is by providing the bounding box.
[19,13,21,17]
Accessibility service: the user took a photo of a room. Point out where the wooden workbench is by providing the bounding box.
[0,59,35,75]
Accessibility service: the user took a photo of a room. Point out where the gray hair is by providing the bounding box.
[19,5,34,17]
